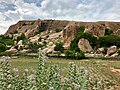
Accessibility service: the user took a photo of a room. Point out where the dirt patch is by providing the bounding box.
[110,67,120,75]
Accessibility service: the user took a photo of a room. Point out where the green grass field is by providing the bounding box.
[9,56,120,85]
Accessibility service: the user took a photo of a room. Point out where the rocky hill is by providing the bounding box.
[4,19,120,57]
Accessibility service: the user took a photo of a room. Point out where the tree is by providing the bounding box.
[0,43,6,52]
[99,35,120,47]
[54,42,64,52]
[79,25,85,33]
[65,50,85,59]
[55,28,62,32]
[105,28,113,35]
[17,33,26,42]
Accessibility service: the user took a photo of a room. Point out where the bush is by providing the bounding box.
[28,42,42,53]
[65,50,85,59]
[79,25,85,33]
[38,27,45,32]
[0,52,13,56]
[0,35,14,46]
[54,42,64,52]
[99,35,120,47]
[55,28,62,32]
[4,39,14,46]
[117,50,120,55]
[43,41,47,46]
[0,43,6,52]
[75,51,85,59]
[16,33,26,42]
[105,28,113,35]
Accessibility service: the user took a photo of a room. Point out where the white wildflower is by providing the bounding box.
[49,87,54,90]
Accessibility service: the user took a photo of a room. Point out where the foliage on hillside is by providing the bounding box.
[0,35,14,52]
[70,26,120,54]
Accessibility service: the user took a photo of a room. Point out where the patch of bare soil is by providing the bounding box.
[110,67,120,75]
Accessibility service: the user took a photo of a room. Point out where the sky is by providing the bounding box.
[0,0,120,34]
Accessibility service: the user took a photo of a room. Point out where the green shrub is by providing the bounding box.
[99,35,120,47]
[65,50,85,59]
[38,27,45,32]
[4,39,14,46]
[0,52,13,56]
[28,42,42,53]
[75,51,85,59]
[117,50,120,55]
[0,35,14,46]
[31,21,35,25]
[38,37,42,42]
[105,28,113,35]
[16,33,26,42]
[70,39,80,52]
[43,41,47,46]
[79,25,85,33]
[0,43,6,52]
[55,28,62,32]
[54,42,64,52]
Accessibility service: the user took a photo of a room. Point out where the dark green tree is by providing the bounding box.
[54,42,64,52]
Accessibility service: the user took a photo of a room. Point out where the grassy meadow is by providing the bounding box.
[10,56,120,84]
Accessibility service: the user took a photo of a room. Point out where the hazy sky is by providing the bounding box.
[0,0,120,34]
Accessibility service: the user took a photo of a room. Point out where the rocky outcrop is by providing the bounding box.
[6,46,18,53]
[107,46,117,56]
[5,19,69,38]
[5,20,120,46]
[63,23,80,48]
[29,34,40,42]
[4,19,120,55]
[97,47,105,54]
[78,38,93,53]
[84,23,105,37]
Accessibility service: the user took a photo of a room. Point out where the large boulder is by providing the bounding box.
[107,46,117,56]
[97,47,105,54]
[78,38,93,53]
[111,53,119,57]
[48,42,54,46]
[17,40,23,46]
[46,45,56,54]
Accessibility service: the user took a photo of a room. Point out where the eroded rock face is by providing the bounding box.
[29,35,40,42]
[78,38,93,53]
[63,23,80,48]
[84,23,105,37]
[4,19,120,54]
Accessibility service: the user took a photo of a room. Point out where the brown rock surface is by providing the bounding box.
[6,46,18,53]
[63,23,80,48]
[4,19,120,49]
[107,46,117,56]
[78,38,93,53]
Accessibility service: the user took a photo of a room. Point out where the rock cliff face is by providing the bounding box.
[5,19,120,48]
